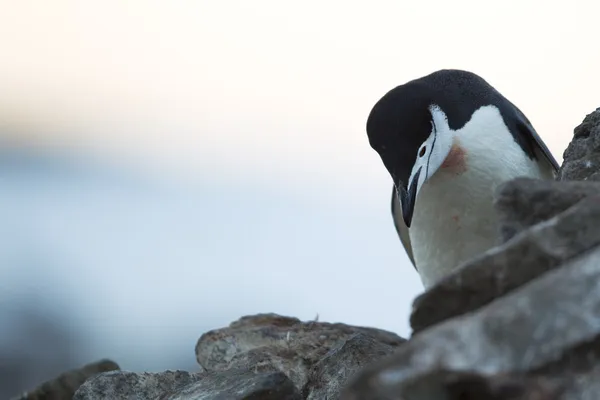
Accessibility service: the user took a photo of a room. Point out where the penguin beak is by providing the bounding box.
[400,167,421,228]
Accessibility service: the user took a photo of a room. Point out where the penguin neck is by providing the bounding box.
[408,107,555,289]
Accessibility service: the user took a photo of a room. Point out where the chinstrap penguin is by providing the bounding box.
[366,69,559,289]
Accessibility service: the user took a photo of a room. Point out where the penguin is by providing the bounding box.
[366,69,559,289]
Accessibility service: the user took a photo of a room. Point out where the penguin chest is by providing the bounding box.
[409,173,499,288]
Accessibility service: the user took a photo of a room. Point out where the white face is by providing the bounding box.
[406,104,455,199]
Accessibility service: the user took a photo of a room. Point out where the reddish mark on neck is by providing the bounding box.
[441,142,468,173]
[452,214,461,230]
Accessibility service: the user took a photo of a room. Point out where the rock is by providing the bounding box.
[27,315,406,400]
[494,178,600,242]
[343,242,600,399]
[73,370,200,400]
[558,108,600,181]
[305,333,398,399]
[196,313,406,393]
[168,370,302,400]
[411,195,600,333]
[12,359,119,400]
[560,361,600,400]
[355,370,563,400]
[74,369,301,400]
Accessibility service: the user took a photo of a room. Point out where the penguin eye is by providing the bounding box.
[419,146,427,157]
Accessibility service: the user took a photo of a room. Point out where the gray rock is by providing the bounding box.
[168,370,301,400]
[560,361,600,400]
[305,333,398,400]
[12,359,119,400]
[74,368,301,400]
[355,370,563,400]
[411,196,600,333]
[196,313,406,392]
[73,370,200,400]
[343,241,600,399]
[558,108,600,181]
[494,177,600,242]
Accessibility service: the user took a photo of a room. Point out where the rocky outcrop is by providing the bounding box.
[344,241,600,399]
[14,107,600,400]
[73,315,405,399]
[341,108,600,399]
[195,314,405,399]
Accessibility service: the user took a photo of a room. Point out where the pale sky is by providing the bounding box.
[0,0,599,374]
[1,0,598,181]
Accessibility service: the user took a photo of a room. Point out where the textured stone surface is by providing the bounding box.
[559,108,600,181]
[348,370,563,400]
[494,177,600,242]
[196,313,406,393]
[74,369,301,400]
[305,333,398,399]
[168,370,302,400]
[342,372,565,400]
[343,244,600,399]
[12,359,119,400]
[560,362,600,400]
[74,370,200,400]
[411,195,600,333]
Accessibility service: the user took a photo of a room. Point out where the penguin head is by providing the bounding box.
[367,69,558,229]
[367,80,461,228]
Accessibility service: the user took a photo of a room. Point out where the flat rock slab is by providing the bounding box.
[74,370,200,400]
[494,177,600,242]
[411,195,600,333]
[74,369,302,400]
[343,242,600,399]
[168,370,302,400]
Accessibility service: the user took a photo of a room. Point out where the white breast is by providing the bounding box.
[409,106,555,289]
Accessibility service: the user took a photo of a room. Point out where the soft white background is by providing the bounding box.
[0,0,598,385]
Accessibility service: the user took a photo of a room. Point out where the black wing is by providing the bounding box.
[511,103,560,173]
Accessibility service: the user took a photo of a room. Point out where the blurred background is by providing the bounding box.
[0,0,598,396]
